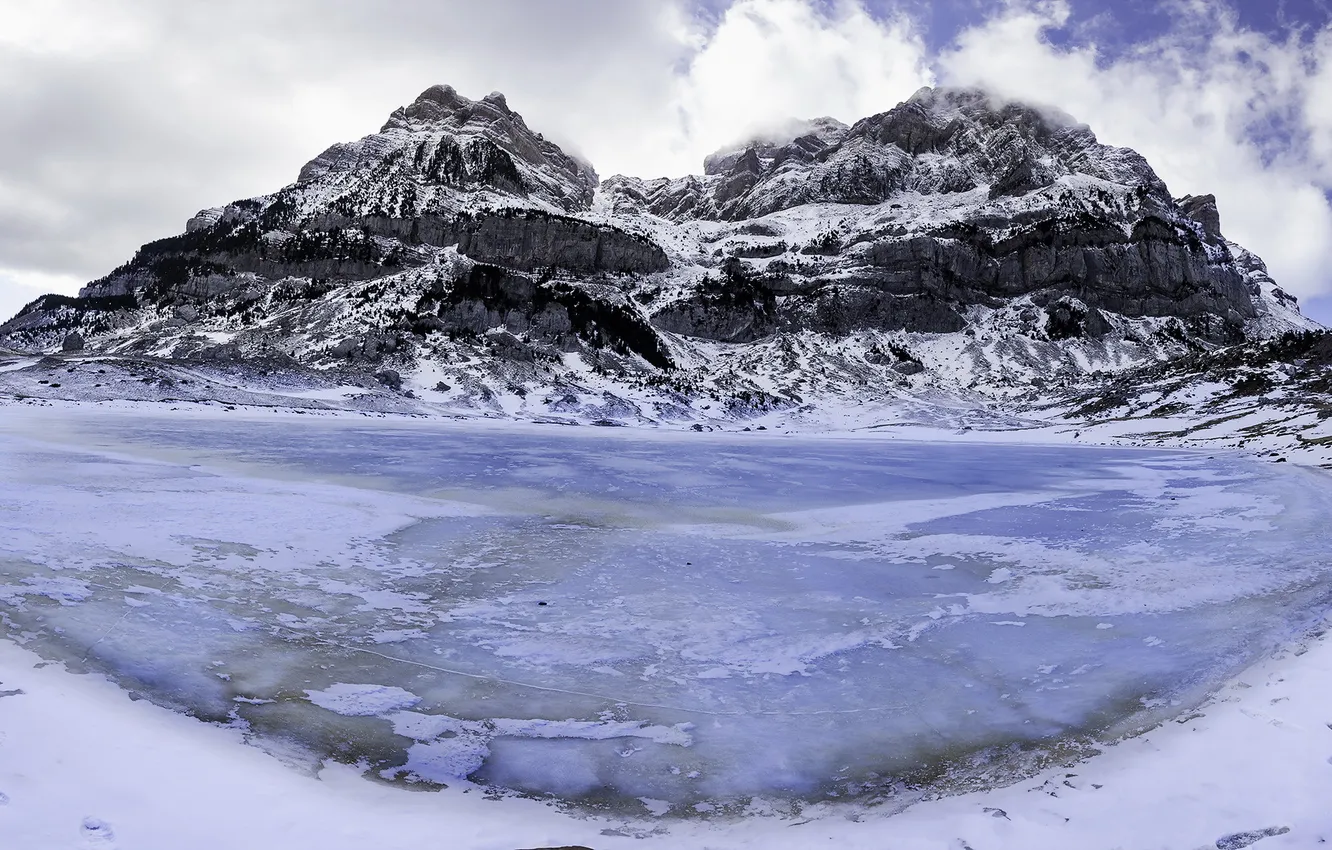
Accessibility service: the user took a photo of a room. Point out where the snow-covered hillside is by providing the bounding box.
[0,85,1324,449]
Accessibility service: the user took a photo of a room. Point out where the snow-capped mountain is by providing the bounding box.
[0,84,1321,428]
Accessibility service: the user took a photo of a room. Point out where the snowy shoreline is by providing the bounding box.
[3,387,1329,468]
[2,401,1331,849]
[2,610,1330,849]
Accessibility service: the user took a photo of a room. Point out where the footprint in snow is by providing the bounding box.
[81,817,116,846]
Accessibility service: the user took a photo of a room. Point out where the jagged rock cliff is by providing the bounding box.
[0,84,1318,426]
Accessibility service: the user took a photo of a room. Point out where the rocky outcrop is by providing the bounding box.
[454,211,667,274]
[414,264,673,369]
[76,222,421,304]
[1179,194,1223,242]
[852,217,1253,325]
[341,210,668,275]
[651,264,779,343]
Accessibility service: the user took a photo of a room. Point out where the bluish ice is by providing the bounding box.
[2,410,1330,810]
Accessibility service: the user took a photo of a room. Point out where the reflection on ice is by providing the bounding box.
[1,412,1330,810]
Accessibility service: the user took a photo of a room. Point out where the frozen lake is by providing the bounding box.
[2,409,1331,811]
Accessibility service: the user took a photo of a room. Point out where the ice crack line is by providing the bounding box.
[81,606,136,663]
[79,572,175,663]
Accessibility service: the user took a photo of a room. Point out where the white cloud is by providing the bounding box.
[938,0,1332,300]
[0,1,149,55]
[1302,28,1332,182]
[653,0,933,176]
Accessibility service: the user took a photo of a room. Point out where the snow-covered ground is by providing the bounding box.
[2,404,1332,848]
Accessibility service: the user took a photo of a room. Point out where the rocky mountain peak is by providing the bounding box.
[829,85,1168,202]
[297,84,597,213]
[604,85,1177,223]
[386,85,518,133]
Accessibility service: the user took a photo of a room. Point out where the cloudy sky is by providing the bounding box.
[3,0,1332,323]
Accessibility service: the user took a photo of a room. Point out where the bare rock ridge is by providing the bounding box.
[0,84,1318,425]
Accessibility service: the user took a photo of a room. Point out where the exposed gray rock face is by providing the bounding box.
[851,215,1252,324]
[454,212,666,274]
[1179,194,1223,241]
[0,84,1316,414]
[650,267,778,343]
[337,210,668,274]
[650,260,969,341]
[423,264,673,369]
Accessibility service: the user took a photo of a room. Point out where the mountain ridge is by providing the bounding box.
[1,83,1324,447]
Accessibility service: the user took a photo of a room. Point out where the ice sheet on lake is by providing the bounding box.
[306,684,421,716]
[2,409,1331,808]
